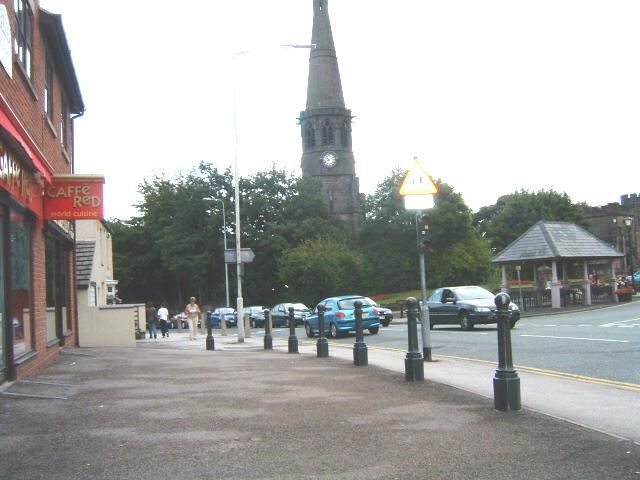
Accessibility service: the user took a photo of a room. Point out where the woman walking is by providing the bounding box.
[184,297,201,341]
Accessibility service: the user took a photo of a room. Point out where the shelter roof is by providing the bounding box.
[492,221,623,264]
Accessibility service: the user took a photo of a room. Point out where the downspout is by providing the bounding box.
[69,109,85,346]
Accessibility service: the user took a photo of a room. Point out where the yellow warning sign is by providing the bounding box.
[399,158,438,196]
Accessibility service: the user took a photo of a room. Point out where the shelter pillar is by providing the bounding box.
[551,261,561,308]
[582,261,592,306]
[501,265,509,293]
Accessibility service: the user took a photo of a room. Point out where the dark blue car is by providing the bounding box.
[304,295,381,338]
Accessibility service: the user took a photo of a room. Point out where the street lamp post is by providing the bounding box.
[232,43,316,344]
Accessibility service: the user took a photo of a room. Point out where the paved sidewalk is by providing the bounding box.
[1,331,639,479]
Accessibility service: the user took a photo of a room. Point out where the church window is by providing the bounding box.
[340,123,350,147]
[305,125,315,147]
[322,121,334,146]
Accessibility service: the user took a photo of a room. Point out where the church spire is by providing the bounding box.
[306,0,345,109]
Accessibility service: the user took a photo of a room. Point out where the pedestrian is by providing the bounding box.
[158,303,170,338]
[184,297,201,341]
[146,301,158,339]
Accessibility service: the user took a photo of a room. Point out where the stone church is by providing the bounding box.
[299,0,364,235]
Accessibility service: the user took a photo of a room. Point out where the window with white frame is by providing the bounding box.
[14,0,33,78]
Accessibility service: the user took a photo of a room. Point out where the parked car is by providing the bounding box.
[365,297,393,326]
[270,302,311,327]
[170,313,188,329]
[304,295,381,338]
[426,285,520,330]
[626,271,639,288]
[242,306,267,328]
[209,307,237,328]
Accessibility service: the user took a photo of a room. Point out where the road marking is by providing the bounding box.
[519,334,630,343]
[600,317,640,327]
[437,354,640,392]
[325,344,640,392]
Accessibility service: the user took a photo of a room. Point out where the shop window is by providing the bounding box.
[0,207,5,373]
[45,233,71,340]
[45,237,57,342]
[10,212,32,359]
[14,0,33,79]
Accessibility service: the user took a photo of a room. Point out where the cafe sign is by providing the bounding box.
[44,174,105,220]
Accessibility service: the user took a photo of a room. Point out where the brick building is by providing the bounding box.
[0,0,84,384]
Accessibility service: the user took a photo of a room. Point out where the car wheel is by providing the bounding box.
[381,320,389,327]
[329,322,339,338]
[509,319,517,329]
[459,312,473,331]
[305,322,314,338]
[369,326,379,335]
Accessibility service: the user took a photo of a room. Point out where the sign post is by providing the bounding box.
[399,157,438,362]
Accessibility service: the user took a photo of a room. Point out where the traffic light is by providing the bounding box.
[416,214,430,252]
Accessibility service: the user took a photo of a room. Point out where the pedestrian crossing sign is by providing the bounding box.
[399,158,438,196]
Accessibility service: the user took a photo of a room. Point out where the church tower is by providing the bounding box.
[299,0,363,234]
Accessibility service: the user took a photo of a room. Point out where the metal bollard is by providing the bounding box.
[352,300,368,366]
[404,297,424,381]
[263,308,273,350]
[206,317,215,351]
[493,293,521,411]
[316,304,329,357]
[288,306,298,353]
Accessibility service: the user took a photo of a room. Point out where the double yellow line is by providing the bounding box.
[328,342,640,392]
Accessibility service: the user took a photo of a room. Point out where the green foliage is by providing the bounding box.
[277,237,369,305]
[110,164,589,311]
[474,189,588,254]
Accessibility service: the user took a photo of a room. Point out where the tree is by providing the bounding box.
[277,237,369,305]
[358,168,417,293]
[474,189,588,254]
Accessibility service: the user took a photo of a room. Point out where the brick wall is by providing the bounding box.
[1,0,81,380]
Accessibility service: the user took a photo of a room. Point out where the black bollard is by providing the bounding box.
[404,297,424,381]
[263,308,273,350]
[206,317,215,351]
[316,304,329,357]
[352,300,368,366]
[288,306,299,353]
[493,293,521,412]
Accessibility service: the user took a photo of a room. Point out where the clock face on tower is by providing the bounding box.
[321,151,337,168]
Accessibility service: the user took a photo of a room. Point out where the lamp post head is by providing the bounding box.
[623,216,633,228]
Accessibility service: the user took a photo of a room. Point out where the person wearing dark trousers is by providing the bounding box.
[146,301,158,339]
[158,303,170,338]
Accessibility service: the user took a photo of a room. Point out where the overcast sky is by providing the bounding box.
[40,0,640,220]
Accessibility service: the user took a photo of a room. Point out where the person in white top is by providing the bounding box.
[158,303,170,338]
[184,297,201,341]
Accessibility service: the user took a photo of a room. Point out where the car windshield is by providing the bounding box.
[248,307,263,313]
[454,287,494,301]
[337,297,376,310]
[218,308,234,314]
